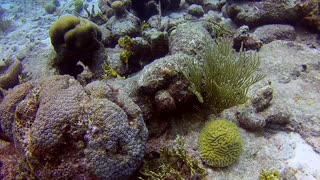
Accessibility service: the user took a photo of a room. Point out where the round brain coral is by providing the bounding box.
[199,119,243,167]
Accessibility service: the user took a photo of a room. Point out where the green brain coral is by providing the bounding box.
[199,119,243,167]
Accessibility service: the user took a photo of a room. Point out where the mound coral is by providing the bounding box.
[49,15,102,53]
[0,75,147,179]
[49,15,102,75]
[199,119,243,167]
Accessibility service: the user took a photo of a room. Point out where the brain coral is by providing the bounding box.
[0,75,147,179]
[199,119,243,167]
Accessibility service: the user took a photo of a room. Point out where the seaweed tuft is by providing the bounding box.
[182,37,264,114]
[139,136,207,180]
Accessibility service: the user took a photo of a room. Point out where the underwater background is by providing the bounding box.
[0,0,320,179]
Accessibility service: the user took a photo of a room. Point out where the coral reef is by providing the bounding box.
[169,22,211,59]
[0,0,320,179]
[0,75,147,179]
[199,119,243,167]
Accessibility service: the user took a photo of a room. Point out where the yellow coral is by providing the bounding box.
[199,119,243,167]
[49,15,80,50]
[49,15,101,53]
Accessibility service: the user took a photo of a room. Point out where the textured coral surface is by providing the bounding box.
[199,119,243,167]
[0,75,147,179]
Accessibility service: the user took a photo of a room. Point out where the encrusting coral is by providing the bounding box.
[199,119,243,167]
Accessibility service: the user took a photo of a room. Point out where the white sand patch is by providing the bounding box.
[287,133,320,179]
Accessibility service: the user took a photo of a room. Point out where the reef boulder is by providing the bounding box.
[225,0,312,28]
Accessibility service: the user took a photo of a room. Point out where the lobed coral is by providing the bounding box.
[49,15,102,75]
[199,119,243,167]
[0,75,147,179]
[49,15,102,53]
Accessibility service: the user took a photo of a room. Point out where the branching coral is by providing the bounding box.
[182,37,264,113]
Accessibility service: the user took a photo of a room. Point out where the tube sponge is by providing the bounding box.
[199,119,243,167]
